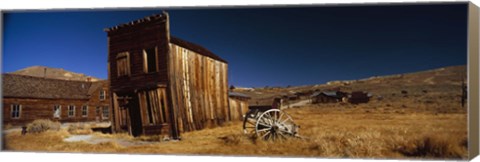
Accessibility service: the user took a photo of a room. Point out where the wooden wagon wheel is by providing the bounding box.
[255,109,296,141]
[243,109,261,135]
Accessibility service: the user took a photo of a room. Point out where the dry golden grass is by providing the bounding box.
[4,101,467,160]
[4,67,468,159]
[26,119,61,133]
[67,124,93,135]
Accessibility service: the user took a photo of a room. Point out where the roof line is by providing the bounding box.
[104,11,168,32]
[170,36,228,63]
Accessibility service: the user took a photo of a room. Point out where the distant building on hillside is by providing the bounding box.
[2,74,110,126]
[310,91,348,104]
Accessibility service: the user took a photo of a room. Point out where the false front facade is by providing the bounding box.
[106,12,229,139]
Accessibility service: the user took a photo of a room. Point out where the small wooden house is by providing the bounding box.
[228,92,250,121]
[2,74,111,126]
[311,91,348,104]
[105,12,229,138]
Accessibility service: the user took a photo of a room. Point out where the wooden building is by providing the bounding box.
[105,12,229,139]
[248,97,282,112]
[2,74,111,126]
[311,91,348,104]
[228,92,250,121]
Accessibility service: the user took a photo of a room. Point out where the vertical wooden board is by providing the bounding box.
[237,101,242,121]
[214,61,222,121]
[221,63,227,121]
[210,59,217,125]
[190,53,200,130]
[232,99,237,121]
[185,49,194,131]
[241,101,248,120]
[198,56,204,124]
[162,89,170,123]
[201,56,210,127]
[156,89,164,123]
[176,46,187,132]
[204,58,211,125]
[218,62,224,121]
[138,92,147,126]
[150,90,159,124]
[167,45,180,139]
[224,63,229,121]
[175,46,184,131]
[184,50,193,130]
[167,44,177,128]
[228,99,235,120]
[196,54,203,129]
[192,54,201,128]
[182,47,191,131]
[220,63,228,121]
[146,91,153,124]
[112,93,120,131]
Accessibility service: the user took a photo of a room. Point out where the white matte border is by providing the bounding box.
[0,1,479,162]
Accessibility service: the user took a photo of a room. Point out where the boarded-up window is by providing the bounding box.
[53,105,61,118]
[82,105,88,117]
[143,47,158,73]
[68,105,75,117]
[102,106,109,119]
[11,104,21,119]
[139,89,168,125]
[120,108,128,127]
[116,52,130,77]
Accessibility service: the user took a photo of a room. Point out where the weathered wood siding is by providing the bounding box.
[137,88,171,135]
[107,16,170,93]
[168,44,229,133]
[3,98,103,125]
[107,15,171,135]
[228,98,249,121]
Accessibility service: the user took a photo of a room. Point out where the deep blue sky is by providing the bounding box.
[2,4,468,87]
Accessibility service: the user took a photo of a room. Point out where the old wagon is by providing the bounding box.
[243,98,300,140]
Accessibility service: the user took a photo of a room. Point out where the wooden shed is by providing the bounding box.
[2,74,111,126]
[228,92,250,121]
[311,91,348,104]
[105,12,229,139]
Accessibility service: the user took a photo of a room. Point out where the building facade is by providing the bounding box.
[2,74,111,126]
[105,12,229,138]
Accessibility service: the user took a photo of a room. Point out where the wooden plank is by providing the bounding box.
[156,89,164,123]
[168,44,180,134]
[112,93,120,131]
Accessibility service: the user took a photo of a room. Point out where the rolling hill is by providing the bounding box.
[233,65,467,106]
[9,66,101,82]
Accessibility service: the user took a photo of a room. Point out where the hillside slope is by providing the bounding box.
[9,66,101,82]
[234,65,466,107]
